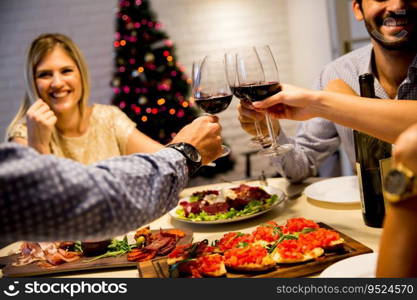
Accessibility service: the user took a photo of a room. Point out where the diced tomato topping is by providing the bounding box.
[201,245,216,255]
[252,222,283,242]
[217,232,254,252]
[298,228,340,248]
[177,260,202,278]
[284,217,319,233]
[276,240,304,259]
[197,254,224,273]
[224,245,268,266]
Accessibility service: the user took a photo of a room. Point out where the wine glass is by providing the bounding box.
[235,45,293,156]
[192,55,232,156]
[225,51,271,148]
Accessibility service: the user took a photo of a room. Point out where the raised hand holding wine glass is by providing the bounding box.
[235,45,293,156]
[225,51,270,148]
[192,55,232,156]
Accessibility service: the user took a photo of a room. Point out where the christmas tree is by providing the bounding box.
[112,0,196,144]
[112,0,235,177]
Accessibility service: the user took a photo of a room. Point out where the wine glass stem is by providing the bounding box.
[265,113,278,147]
[254,120,264,140]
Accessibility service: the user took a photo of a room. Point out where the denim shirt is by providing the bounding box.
[0,144,188,246]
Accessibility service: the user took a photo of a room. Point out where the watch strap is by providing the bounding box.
[166,143,202,176]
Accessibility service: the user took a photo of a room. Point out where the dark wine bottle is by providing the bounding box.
[354,73,392,228]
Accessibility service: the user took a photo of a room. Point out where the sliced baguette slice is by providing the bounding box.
[324,238,345,251]
[167,256,186,266]
[201,261,227,277]
[225,255,276,272]
[271,247,324,264]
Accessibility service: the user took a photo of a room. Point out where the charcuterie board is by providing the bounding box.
[2,229,192,277]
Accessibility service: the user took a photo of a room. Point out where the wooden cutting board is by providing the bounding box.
[2,228,193,277]
[137,223,373,278]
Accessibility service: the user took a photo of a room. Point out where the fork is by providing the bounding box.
[259,171,268,186]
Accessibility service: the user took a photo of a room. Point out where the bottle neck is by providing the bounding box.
[359,73,376,98]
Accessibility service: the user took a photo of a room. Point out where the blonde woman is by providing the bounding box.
[7,33,163,164]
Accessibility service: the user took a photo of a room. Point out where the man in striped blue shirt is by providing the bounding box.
[238,0,417,182]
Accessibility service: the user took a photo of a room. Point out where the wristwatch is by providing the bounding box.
[166,142,202,176]
[384,163,417,204]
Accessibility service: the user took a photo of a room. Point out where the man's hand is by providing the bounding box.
[26,99,57,154]
[172,115,223,165]
[237,100,278,136]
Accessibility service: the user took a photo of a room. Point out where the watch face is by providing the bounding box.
[184,144,200,162]
[176,143,201,163]
[384,170,408,195]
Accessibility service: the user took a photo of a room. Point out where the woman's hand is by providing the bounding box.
[26,99,57,154]
[252,84,320,121]
[237,101,276,136]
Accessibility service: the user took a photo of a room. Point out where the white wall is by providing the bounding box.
[287,0,333,88]
[0,0,116,140]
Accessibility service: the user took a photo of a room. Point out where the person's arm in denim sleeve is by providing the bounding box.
[0,143,187,244]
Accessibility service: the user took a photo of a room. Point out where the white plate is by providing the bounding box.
[320,253,377,278]
[169,184,285,224]
[304,176,360,204]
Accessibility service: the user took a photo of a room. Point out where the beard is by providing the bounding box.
[363,10,417,51]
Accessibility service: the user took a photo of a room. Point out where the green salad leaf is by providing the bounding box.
[176,192,280,222]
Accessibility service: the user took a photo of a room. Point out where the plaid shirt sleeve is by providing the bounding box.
[0,143,188,245]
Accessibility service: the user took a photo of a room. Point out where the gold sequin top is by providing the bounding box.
[7,104,136,165]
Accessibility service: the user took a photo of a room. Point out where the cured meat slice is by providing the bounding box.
[201,202,229,215]
[144,236,174,251]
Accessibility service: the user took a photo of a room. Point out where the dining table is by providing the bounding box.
[0,176,382,278]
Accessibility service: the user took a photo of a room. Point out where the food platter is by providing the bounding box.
[138,221,373,278]
[169,201,281,224]
[1,228,192,278]
[169,184,285,224]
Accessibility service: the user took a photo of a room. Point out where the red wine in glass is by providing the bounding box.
[235,45,293,156]
[226,52,271,147]
[239,81,292,156]
[233,82,281,102]
[195,94,233,114]
[192,55,232,158]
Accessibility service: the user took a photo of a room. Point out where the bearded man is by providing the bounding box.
[237,0,417,182]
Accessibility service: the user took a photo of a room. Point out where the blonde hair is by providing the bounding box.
[6,33,90,140]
